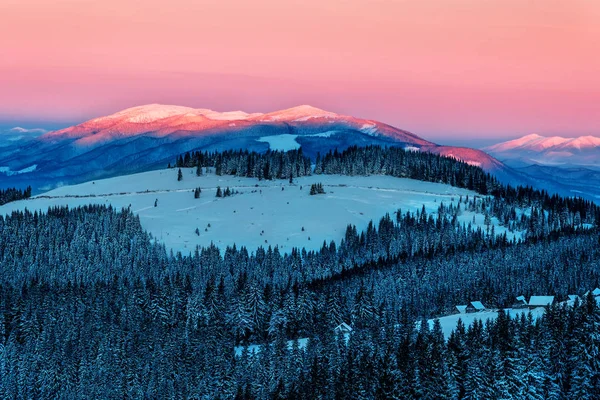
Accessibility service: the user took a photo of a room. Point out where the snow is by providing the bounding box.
[426,307,547,339]
[456,305,467,314]
[234,337,310,357]
[0,164,37,176]
[0,168,512,256]
[257,134,301,151]
[234,333,350,356]
[487,133,600,152]
[404,146,420,152]
[564,136,600,149]
[88,104,264,125]
[360,123,378,136]
[261,105,338,122]
[307,131,339,138]
[112,104,200,123]
[444,153,483,167]
[9,127,47,134]
[528,296,554,306]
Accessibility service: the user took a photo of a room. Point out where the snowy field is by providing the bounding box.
[0,168,516,255]
[425,307,547,339]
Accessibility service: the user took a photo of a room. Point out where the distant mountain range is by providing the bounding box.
[485,133,600,168]
[483,134,600,203]
[0,104,514,191]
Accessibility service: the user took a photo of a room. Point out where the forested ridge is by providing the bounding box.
[175,146,599,227]
[0,147,599,398]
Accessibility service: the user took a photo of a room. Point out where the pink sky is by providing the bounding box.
[1,0,599,138]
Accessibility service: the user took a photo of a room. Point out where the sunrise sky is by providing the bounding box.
[1,0,599,141]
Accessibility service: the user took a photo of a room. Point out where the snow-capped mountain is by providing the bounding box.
[41,104,431,147]
[485,133,600,167]
[0,104,510,191]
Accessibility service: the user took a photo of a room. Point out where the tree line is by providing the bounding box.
[0,186,31,206]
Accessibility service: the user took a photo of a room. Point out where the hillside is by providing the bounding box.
[0,168,514,254]
[1,149,599,399]
[0,104,511,191]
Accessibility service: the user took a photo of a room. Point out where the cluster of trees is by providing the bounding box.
[171,146,600,233]
[174,149,312,180]
[315,146,600,221]
[231,298,600,399]
[309,183,326,195]
[1,145,600,397]
[0,186,31,206]
[314,146,498,194]
[216,186,234,198]
[1,201,599,397]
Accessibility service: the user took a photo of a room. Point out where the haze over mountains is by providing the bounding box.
[0,104,511,191]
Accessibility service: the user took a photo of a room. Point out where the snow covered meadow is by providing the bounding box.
[0,168,516,255]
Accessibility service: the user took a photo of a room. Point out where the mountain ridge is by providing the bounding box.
[485,133,600,165]
[1,103,513,191]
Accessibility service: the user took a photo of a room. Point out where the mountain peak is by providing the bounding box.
[284,105,331,114]
[565,136,600,149]
[521,133,544,140]
[261,105,339,121]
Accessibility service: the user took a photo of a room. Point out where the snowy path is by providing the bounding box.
[29,183,466,201]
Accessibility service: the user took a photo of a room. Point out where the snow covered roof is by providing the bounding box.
[456,305,467,314]
[593,288,600,296]
[470,301,485,311]
[528,296,554,306]
[516,295,526,303]
[568,295,580,301]
[334,322,353,333]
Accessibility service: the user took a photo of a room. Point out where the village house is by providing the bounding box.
[528,296,554,309]
[512,295,528,309]
[455,305,468,314]
[465,301,486,313]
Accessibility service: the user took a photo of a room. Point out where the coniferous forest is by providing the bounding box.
[1,147,599,398]
[0,186,31,206]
